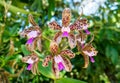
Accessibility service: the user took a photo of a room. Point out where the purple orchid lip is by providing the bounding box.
[58,62,65,71]
[90,56,95,63]
[85,29,90,35]
[26,38,34,44]
[81,44,84,48]
[27,64,33,70]
[62,31,69,37]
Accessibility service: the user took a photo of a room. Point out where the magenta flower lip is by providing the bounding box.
[26,38,35,44]
[27,64,33,70]
[58,62,65,71]
[90,56,95,63]
[62,31,69,37]
[85,29,90,35]
[54,55,65,71]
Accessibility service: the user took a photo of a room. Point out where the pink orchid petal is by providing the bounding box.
[58,62,65,71]
[27,31,38,38]
[26,38,34,44]
[62,31,69,37]
[85,29,90,35]
[90,56,95,63]
[81,43,84,48]
[27,64,33,70]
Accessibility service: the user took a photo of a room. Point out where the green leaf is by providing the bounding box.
[105,45,111,57]
[111,47,119,64]
[105,45,119,64]
[5,54,22,61]
[56,78,87,83]
[30,0,42,13]
[21,45,31,55]
[9,25,19,36]
[48,0,55,19]
[0,1,40,15]
[38,61,55,79]
[3,66,14,74]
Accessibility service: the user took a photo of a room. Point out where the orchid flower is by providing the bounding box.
[76,31,97,68]
[82,44,98,63]
[42,41,75,78]
[77,41,98,68]
[22,53,39,75]
[48,8,76,49]
[20,14,42,52]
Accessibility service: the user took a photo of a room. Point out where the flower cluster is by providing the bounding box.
[20,8,98,78]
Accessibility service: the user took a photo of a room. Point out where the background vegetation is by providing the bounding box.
[0,0,120,83]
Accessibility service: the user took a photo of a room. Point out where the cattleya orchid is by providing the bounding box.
[20,14,42,52]
[19,8,98,78]
[49,8,90,49]
[22,53,39,75]
[82,43,98,63]
[42,41,75,78]
[49,8,76,49]
[76,31,98,68]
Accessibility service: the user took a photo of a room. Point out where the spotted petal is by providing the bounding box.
[69,23,77,31]
[61,56,72,72]
[42,55,52,67]
[31,62,40,75]
[28,14,38,26]
[22,56,31,63]
[62,8,71,27]
[52,59,59,78]
[49,21,62,30]
[70,19,88,31]
[76,31,87,48]
[53,31,62,45]
[81,52,89,68]
[82,44,98,55]
[50,41,59,54]
[20,26,41,38]
[68,33,76,49]
[60,50,75,58]
[36,35,42,52]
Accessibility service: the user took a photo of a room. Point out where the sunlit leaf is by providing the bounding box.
[21,45,31,55]
[38,61,55,79]
[56,78,87,83]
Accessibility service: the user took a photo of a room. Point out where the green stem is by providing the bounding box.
[0,24,5,45]
[42,35,52,42]
[0,0,40,16]
[54,79,56,83]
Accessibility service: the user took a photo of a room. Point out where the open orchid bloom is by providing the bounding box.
[20,14,42,52]
[22,53,39,75]
[82,43,98,64]
[70,18,90,35]
[76,31,97,68]
[76,31,89,68]
[49,8,76,49]
[42,41,75,78]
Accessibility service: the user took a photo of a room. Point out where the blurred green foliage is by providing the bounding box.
[0,0,120,83]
